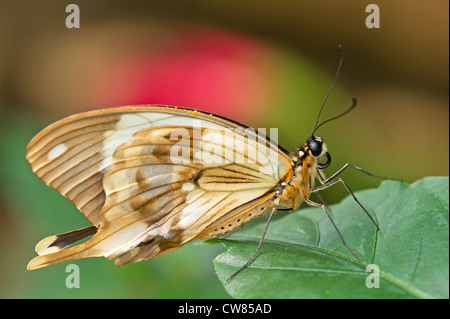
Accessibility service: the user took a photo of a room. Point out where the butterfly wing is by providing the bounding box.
[26,106,293,269]
[100,126,291,266]
[26,106,241,224]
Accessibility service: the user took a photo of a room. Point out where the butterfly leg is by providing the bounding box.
[304,197,367,270]
[318,163,401,186]
[312,163,396,230]
[226,206,277,282]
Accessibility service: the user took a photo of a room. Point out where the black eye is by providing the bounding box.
[310,140,322,156]
[318,152,331,169]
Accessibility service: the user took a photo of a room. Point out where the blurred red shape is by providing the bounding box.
[90,28,273,122]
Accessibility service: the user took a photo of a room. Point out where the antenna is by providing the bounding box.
[313,97,357,134]
[311,45,344,136]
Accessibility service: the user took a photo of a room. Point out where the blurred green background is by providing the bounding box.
[0,1,448,298]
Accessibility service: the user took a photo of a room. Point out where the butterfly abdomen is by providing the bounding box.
[197,195,277,239]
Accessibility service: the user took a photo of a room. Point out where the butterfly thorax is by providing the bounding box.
[277,136,329,210]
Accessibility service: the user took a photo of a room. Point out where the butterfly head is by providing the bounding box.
[308,136,331,169]
[292,136,331,169]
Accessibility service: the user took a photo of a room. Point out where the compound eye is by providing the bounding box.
[310,140,322,156]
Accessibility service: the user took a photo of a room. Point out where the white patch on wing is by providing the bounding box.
[182,182,196,192]
[100,114,153,170]
[48,143,67,159]
[99,112,234,173]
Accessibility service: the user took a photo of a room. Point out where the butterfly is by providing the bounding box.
[26,46,393,279]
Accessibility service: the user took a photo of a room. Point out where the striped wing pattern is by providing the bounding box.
[26,106,292,270]
[26,112,119,225]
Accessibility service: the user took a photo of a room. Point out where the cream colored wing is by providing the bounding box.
[99,126,292,266]
[27,106,293,270]
[26,106,277,225]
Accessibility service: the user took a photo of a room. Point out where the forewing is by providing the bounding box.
[26,106,276,225]
[26,111,122,224]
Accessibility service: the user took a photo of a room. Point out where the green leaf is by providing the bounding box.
[213,177,449,299]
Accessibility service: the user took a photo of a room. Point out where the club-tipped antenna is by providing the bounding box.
[311,45,344,136]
